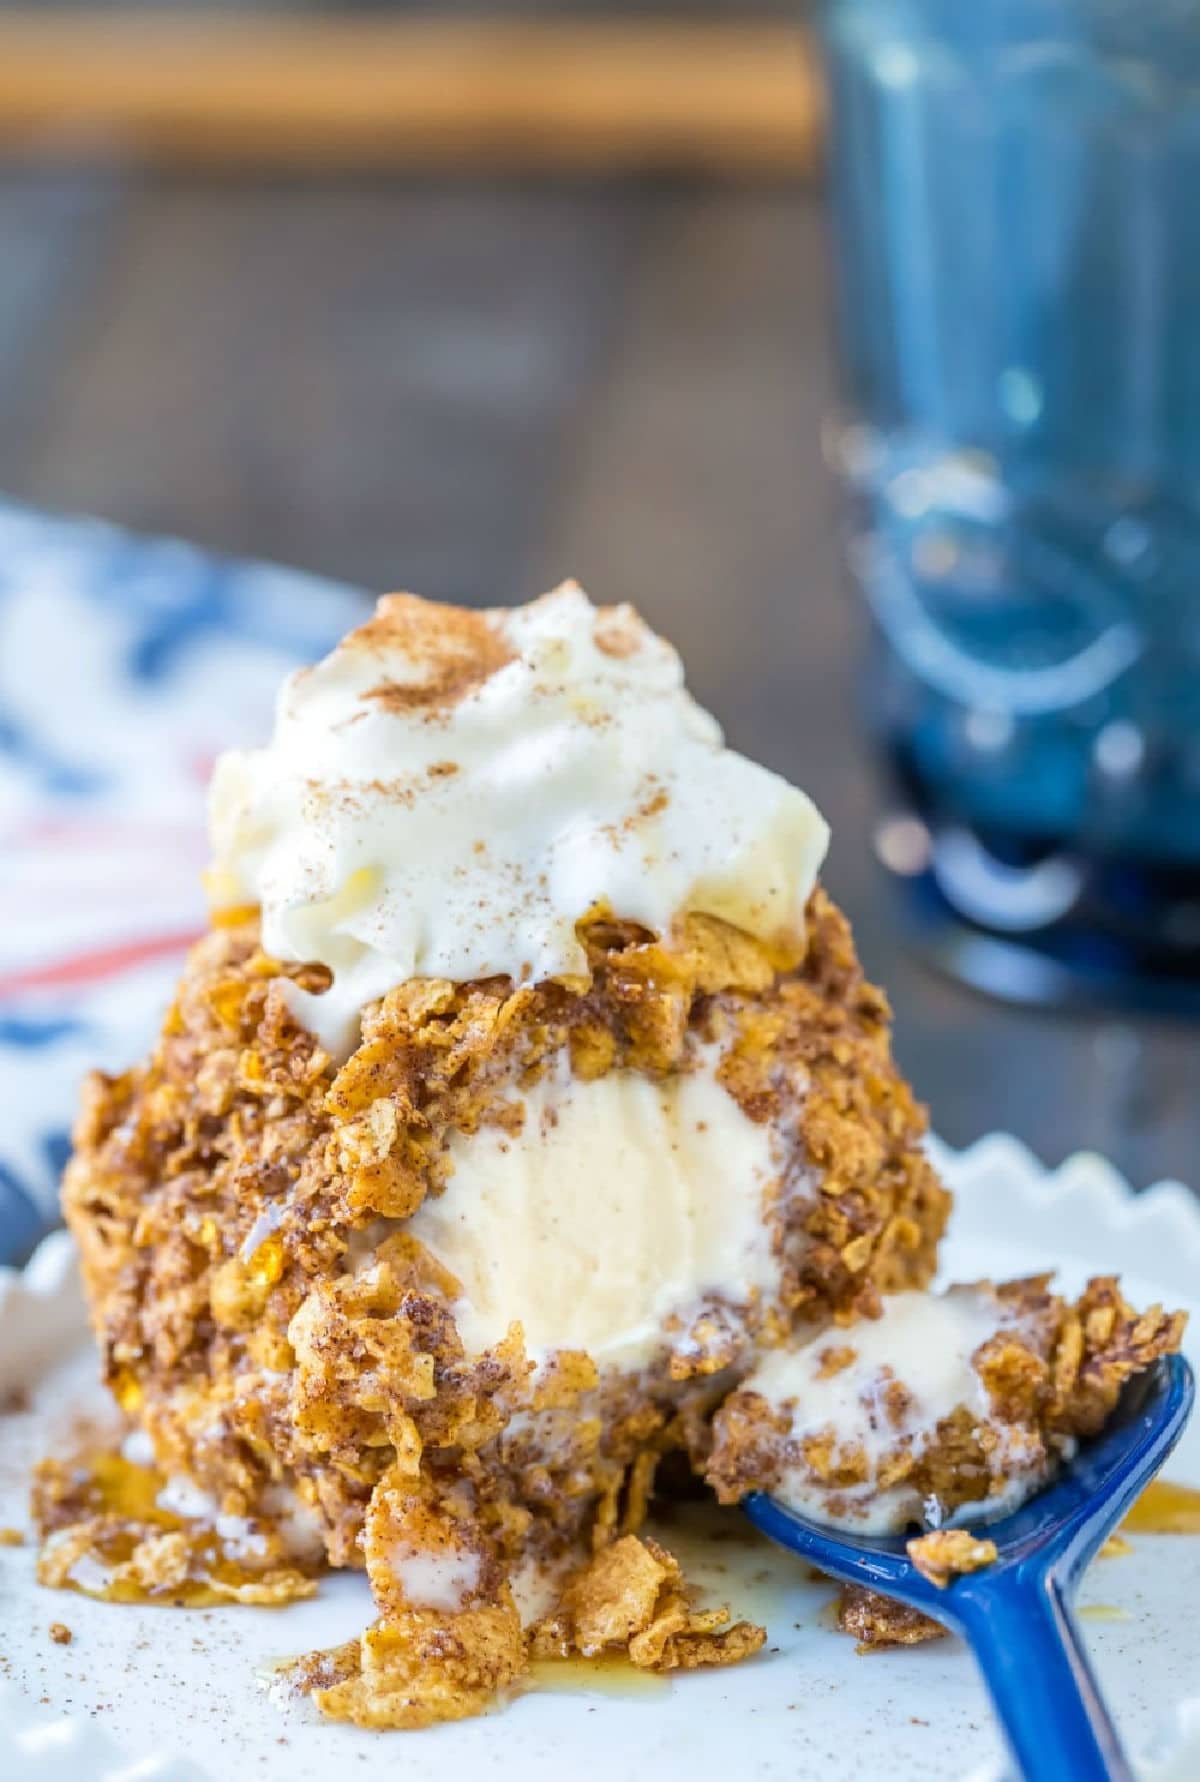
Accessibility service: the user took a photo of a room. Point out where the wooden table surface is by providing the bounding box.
[2,162,1197,1191]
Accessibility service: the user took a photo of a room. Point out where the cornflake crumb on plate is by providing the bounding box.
[836,1584,946,1653]
[526,1536,765,1672]
[906,1529,998,1591]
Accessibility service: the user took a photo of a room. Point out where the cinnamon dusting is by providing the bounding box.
[355,593,514,714]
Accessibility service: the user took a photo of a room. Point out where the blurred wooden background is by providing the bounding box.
[0,4,1196,1190]
[0,14,820,174]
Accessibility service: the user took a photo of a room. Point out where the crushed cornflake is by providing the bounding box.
[906,1527,998,1590]
[836,1584,945,1653]
[32,1452,318,1610]
[528,1535,765,1672]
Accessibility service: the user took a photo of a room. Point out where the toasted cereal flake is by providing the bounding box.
[907,1527,998,1589]
[302,1601,527,1730]
[529,1535,764,1673]
[836,1584,945,1652]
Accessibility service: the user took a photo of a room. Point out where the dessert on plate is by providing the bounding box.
[42,586,1184,1726]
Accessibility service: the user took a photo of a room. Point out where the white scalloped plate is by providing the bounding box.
[2,1139,1199,1782]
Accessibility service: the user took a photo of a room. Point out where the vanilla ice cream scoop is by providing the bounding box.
[405,1044,781,1370]
[207,584,829,1053]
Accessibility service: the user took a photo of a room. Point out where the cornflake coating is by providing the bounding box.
[528,1535,765,1672]
[49,886,946,1725]
[836,1585,945,1653]
[906,1528,998,1590]
[303,1603,528,1731]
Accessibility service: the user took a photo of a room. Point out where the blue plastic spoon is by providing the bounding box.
[745,1354,1194,1782]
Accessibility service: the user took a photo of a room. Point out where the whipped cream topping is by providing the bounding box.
[404,1043,781,1371]
[742,1288,1047,1534]
[208,584,829,1052]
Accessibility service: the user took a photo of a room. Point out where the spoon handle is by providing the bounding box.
[954,1570,1132,1782]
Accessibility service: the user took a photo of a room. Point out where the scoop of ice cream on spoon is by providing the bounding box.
[743,1350,1193,1782]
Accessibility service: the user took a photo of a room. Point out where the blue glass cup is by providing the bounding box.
[816,0,1200,1007]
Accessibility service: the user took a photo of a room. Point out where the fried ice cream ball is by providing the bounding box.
[56,890,947,1723]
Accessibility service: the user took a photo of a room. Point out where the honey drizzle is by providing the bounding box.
[35,1448,317,1609]
[526,1653,670,1698]
[1122,1479,1200,1536]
